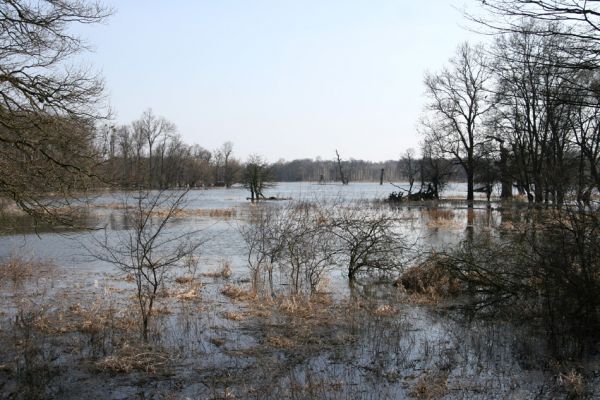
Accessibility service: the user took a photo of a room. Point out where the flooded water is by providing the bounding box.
[0,182,493,273]
[2,182,592,399]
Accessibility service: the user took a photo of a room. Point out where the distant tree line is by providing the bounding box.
[95,110,243,189]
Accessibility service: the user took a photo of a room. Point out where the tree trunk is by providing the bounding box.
[500,147,512,199]
[467,169,474,204]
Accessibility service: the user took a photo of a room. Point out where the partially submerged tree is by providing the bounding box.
[0,0,111,221]
[402,148,418,197]
[239,200,408,295]
[244,155,273,202]
[328,203,406,282]
[335,150,349,185]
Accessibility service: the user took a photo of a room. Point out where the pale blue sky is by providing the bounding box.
[80,1,479,162]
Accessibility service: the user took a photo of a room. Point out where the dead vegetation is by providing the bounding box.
[96,343,173,374]
[220,284,255,301]
[409,369,450,399]
[202,260,233,279]
[395,256,461,303]
[97,203,237,219]
[0,256,55,287]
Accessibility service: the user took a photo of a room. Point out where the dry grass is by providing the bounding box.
[202,260,232,279]
[424,209,462,229]
[174,275,195,284]
[25,298,137,336]
[220,285,254,301]
[266,335,295,349]
[210,338,226,347]
[276,294,334,320]
[175,288,200,301]
[160,279,202,300]
[396,258,460,304]
[409,369,449,399]
[152,207,237,219]
[222,311,244,321]
[0,256,55,287]
[558,369,585,396]
[96,343,173,374]
[373,304,397,317]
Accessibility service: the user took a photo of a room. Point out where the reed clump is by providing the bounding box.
[96,343,173,374]
[0,256,55,287]
[202,260,232,279]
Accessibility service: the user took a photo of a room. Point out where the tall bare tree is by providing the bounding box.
[132,109,176,187]
[422,42,493,203]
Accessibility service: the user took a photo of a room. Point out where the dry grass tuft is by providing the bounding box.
[396,258,460,304]
[96,344,172,374]
[222,311,244,321]
[373,304,397,317]
[175,288,200,301]
[210,338,226,347]
[220,285,254,301]
[202,260,232,279]
[409,369,449,399]
[277,294,333,320]
[0,256,55,287]
[29,299,137,336]
[422,207,462,229]
[266,335,295,349]
[174,275,195,285]
[558,370,585,396]
[151,207,237,219]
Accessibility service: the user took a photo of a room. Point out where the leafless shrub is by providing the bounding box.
[326,201,408,282]
[435,207,600,357]
[239,200,410,297]
[89,189,205,341]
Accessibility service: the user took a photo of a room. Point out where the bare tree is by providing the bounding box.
[239,205,288,295]
[335,149,349,185]
[422,42,493,203]
[90,190,203,341]
[132,109,176,187]
[402,148,418,197]
[490,23,581,204]
[471,1,600,43]
[0,0,111,221]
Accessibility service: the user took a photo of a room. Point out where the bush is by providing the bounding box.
[435,207,600,357]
